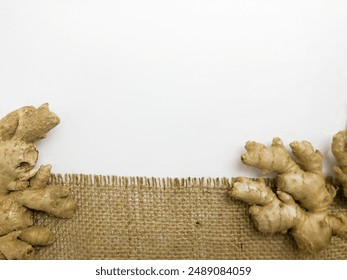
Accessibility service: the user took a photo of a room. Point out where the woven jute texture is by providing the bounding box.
[33,174,347,260]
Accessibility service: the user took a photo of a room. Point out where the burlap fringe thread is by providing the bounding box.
[51,174,237,189]
[31,174,347,260]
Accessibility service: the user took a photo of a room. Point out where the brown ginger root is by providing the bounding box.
[332,131,347,196]
[0,104,76,259]
[230,137,347,253]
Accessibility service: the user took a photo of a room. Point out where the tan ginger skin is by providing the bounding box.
[230,135,347,253]
[332,131,347,197]
[0,104,76,259]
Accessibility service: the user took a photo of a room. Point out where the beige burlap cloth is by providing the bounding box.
[34,174,347,260]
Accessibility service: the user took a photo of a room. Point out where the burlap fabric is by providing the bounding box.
[33,174,347,260]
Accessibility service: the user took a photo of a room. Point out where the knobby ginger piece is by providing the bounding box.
[332,131,347,196]
[230,134,347,253]
[0,104,76,259]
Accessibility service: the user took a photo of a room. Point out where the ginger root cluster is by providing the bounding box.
[0,104,76,259]
[230,133,347,253]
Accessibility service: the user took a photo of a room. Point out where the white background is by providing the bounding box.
[1,0,347,178]
[0,260,346,280]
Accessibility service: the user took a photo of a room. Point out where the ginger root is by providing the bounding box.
[230,134,347,253]
[0,104,76,259]
[332,131,347,196]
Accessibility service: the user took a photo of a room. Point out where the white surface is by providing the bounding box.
[0,260,344,280]
[0,0,347,177]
